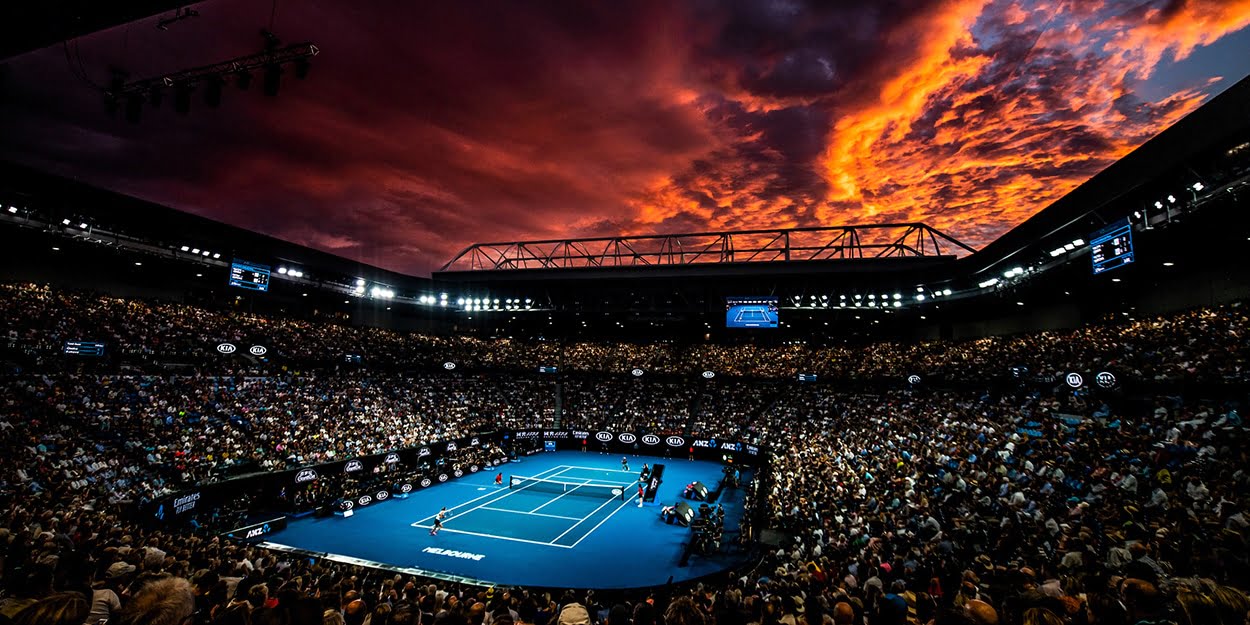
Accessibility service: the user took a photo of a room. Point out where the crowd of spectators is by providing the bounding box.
[1,282,1249,625]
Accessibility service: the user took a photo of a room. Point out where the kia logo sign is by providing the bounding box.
[418,447,431,458]
[642,434,660,445]
[469,465,479,472]
[1065,372,1084,388]
[453,469,464,478]
[295,469,318,483]
[595,432,613,442]
[400,483,413,493]
[443,361,456,370]
[376,490,389,501]
[249,345,268,356]
[907,374,921,385]
[1095,371,1117,388]
[344,460,364,473]
[701,371,715,379]
[385,453,400,464]
[631,368,644,377]
[446,442,457,452]
[216,343,237,354]
[666,436,685,447]
[618,433,637,444]
[358,495,373,506]
[419,478,432,488]
[437,473,449,482]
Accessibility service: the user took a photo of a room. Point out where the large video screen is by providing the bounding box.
[1090,218,1134,275]
[726,297,779,328]
[229,259,271,292]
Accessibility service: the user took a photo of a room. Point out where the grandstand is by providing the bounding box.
[1,4,1250,625]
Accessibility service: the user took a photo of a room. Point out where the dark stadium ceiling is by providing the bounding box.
[1,1,1249,277]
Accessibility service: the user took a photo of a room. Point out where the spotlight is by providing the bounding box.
[204,77,224,108]
[62,219,71,225]
[174,82,193,114]
[180,245,190,252]
[79,222,88,229]
[278,267,288,274]
[1166,195,1176,203]
[212,253,220,259]
[1192,182,1204,191]
[263,64,283,97]
[191,248,200,254]
[942,289,951,296]
[1154,201,1163,209]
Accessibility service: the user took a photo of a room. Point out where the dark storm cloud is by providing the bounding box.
[0,0,1247,274]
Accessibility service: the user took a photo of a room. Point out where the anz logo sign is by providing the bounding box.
[595,432,613,442]
[244,523,271,539]
[666,436,685,447]
[344,460,364,473]
[418,447,431,458]
[618,433,637,444]
[642,434,660,445]
[446,442,458,452]
[384,453,400,464]
[295,469,318,483]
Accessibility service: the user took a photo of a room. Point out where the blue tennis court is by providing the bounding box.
[410,465,638,548]
[259,452,753,588]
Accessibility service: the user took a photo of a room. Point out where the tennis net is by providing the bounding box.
[509,475,627,500]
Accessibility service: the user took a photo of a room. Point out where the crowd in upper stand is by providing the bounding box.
[1,282,1249,625]
[5,284,1248,384]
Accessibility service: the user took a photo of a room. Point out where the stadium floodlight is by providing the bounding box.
[868,294,875,300]
[893,301,902,308]
[212,253,220,259]
[6,207,16,214]
[854,294,862,299]
[1167,195,1176,203]
[915,294,925,301]
[292,270,303,278]
[1192,182,1204,191]
[979,278,999,288]
[892,293,901,300]
[79,222,88,229]
[943,289,951,296]
[1017,301,1025,306]
[134,261,142,266]
[1071,239,1084,247]
[439,300,447,306]
[355,278,365,286]
[180,245,190,251]
[1050,247,1066,257]
[525,298,532,304]
[1163,262,1174,267]
[840,302,846,307]
[278,267,288,274]
[191,248,200,254]
[494,299,500,304]
[868,301,876,307]
[62,219,71,225]
[916,287,925,292]
[201,250,211,256]
[456,298,464,305]
[1155,201,1163,209]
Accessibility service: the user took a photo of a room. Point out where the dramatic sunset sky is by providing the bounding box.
[1,0,1249,275]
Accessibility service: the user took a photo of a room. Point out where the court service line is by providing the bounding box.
[529,478,595,513]
[562,466,640,475]
[412,465,566,525]
[410,525,573,549]
[478,507,583,521]
[568,494,637,548]
[441,467,573,523]
[550,491,630,543]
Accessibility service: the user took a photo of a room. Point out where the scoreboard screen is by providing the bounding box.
[1090,218,1134,275]
[64,341,105,356]
[229,259,271,291]
[726,296,779,328]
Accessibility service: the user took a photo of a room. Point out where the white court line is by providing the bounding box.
[550,491,630,543]
[412,465,566,525]
[569,494,637,548]
[478,507,582,521]
[561,466,640,475]
[529,478,595,513]
[411,525,572,549]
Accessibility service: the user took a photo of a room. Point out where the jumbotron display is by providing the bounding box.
[228,259,271,291]
[1090,217,1135,275]
[725,296,779,328]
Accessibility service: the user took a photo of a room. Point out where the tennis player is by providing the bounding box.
[621,456,630,471]
[429,517,443,536]
[436,507,448,520]
[637,482,645,507]
[494,472,503,486]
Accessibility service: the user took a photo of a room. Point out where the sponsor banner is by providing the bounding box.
[642,434,661,445]
[384,453,400,464]
[419,477,432,488]
[571,430,590,440]
[618,432,637,444]
[666,436,686,447]
[418,446,432,458]
[344,460,364,473]
[173,492,201,515]
[422,547,485,561]
[398,482,414,493]
[514,430,541,439]
[445,442,458,452]
[745,444,760,456]
[375,490,389,501]
[437,473,449,482]
[225,517,287,540]
[453,468,464,478]
[595,431,613,442]
[469,465,480,473]
[542,430,570,439]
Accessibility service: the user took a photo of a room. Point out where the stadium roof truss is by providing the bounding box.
[441,224,976,272]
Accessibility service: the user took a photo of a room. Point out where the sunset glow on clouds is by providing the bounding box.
[1,0,1248,274]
